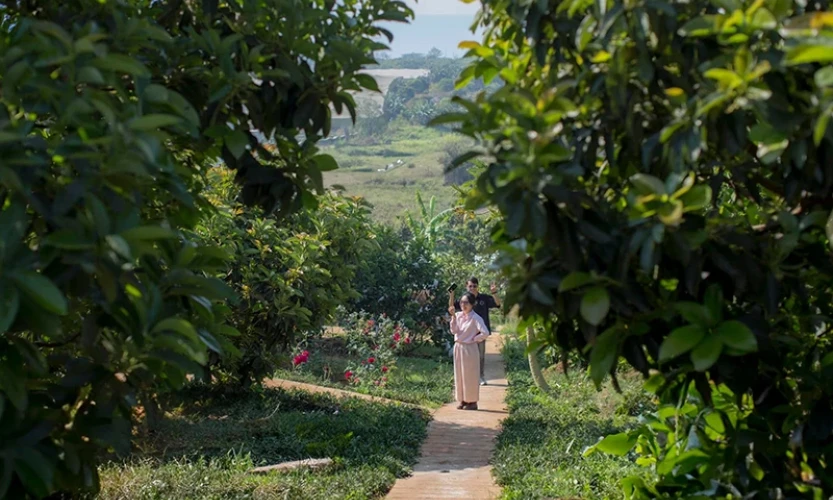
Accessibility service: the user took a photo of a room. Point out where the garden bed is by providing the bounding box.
[274,344,454,409]
[97,387,430,500]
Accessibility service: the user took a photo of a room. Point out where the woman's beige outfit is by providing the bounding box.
[449,310,490,403]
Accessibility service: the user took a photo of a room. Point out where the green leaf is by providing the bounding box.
[0,358,26,410]
[659,325,706,362]
[14,448,54,498]
[450,151,481,168]
[10,272,68,315]
[152,317,198,337]
[679,15,720,37]
[690,335,723,371]
[590,326,621,385]
[679,185,712,212]
[313,154,339,172]
[225,129,249,159]
[630,174,666,196]
[786,45,833,65]
[584,432,636,456]
[198,328,223,354]
[675,302,712,327]
[657,200,684,226]
[558,272,594,292]
[704,285,723,323]
[355,73,380,92]
[0,287,19,332]
[43,229,94,249]
[704,68,743,89]
[94,54,150,76]
[715,320,757,353]
[128,114,182,131]
[814,104,833,146]
[580,287,610,326]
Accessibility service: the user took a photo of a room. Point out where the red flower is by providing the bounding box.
[382,366,388,373]
[293,351,309,366]
[367,357,375,364]
[345,370,353,380]
[367,319,376,327]
[393,332,401,342]
[404,337,412,344]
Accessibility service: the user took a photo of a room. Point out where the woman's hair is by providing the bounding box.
[460,292,477,306]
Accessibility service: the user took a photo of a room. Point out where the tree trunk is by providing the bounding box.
[526,325,552,394]
[141,390,164,434]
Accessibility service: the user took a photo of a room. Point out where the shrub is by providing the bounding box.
[340,312,410,388]
[443,0,833,497]
[0,0,411,496]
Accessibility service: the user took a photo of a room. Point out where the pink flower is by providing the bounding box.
[367,319,376,327]
[374,380,380,386]
[345,370,353,380]
[382,377,388,382]
[367,357,375,364]
[393,332,401,342]
[382,366,388,373]
[302,350,309,358]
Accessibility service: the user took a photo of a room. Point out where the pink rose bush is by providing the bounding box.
[341,311,412,388]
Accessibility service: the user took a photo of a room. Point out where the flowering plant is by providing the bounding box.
[341,311,411,388]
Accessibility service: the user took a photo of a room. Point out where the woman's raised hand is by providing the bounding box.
[448,306,456,316]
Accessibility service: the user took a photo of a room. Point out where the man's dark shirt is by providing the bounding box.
[455,293,498,332]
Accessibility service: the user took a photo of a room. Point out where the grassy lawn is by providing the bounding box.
[274,340,454,409]
[97,387,430,500]
[494,335,654,500]
[323,124,465,225]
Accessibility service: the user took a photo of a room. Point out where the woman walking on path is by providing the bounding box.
[448,292,490,410]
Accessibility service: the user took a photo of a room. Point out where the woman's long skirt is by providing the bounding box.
[454,342,481,403]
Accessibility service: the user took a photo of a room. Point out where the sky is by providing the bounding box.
[405,0,479,16]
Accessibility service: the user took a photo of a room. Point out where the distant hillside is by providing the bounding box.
[380,15,480,58]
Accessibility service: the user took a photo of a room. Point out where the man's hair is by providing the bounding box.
[467,277,479,285]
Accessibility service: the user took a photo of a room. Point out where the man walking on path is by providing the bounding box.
[451,277,501,385]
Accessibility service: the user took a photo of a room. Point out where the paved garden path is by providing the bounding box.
[386,333,509,500]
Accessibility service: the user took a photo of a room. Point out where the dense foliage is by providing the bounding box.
[196,170,377,386]
[0,0,411,496]
[444,0,833,496]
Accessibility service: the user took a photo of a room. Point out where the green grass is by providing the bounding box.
[274,342,454,409]
[323,124,465,225]
[97,387,430,500]
[494,335,655,500]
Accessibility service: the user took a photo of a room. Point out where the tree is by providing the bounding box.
[0,0,411,496]
[196,171,376,387]
[440,0,833,496]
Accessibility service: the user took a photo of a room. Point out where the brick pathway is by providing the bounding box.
[386,333,508,500]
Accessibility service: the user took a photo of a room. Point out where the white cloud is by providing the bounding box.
[406,0,479,16]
